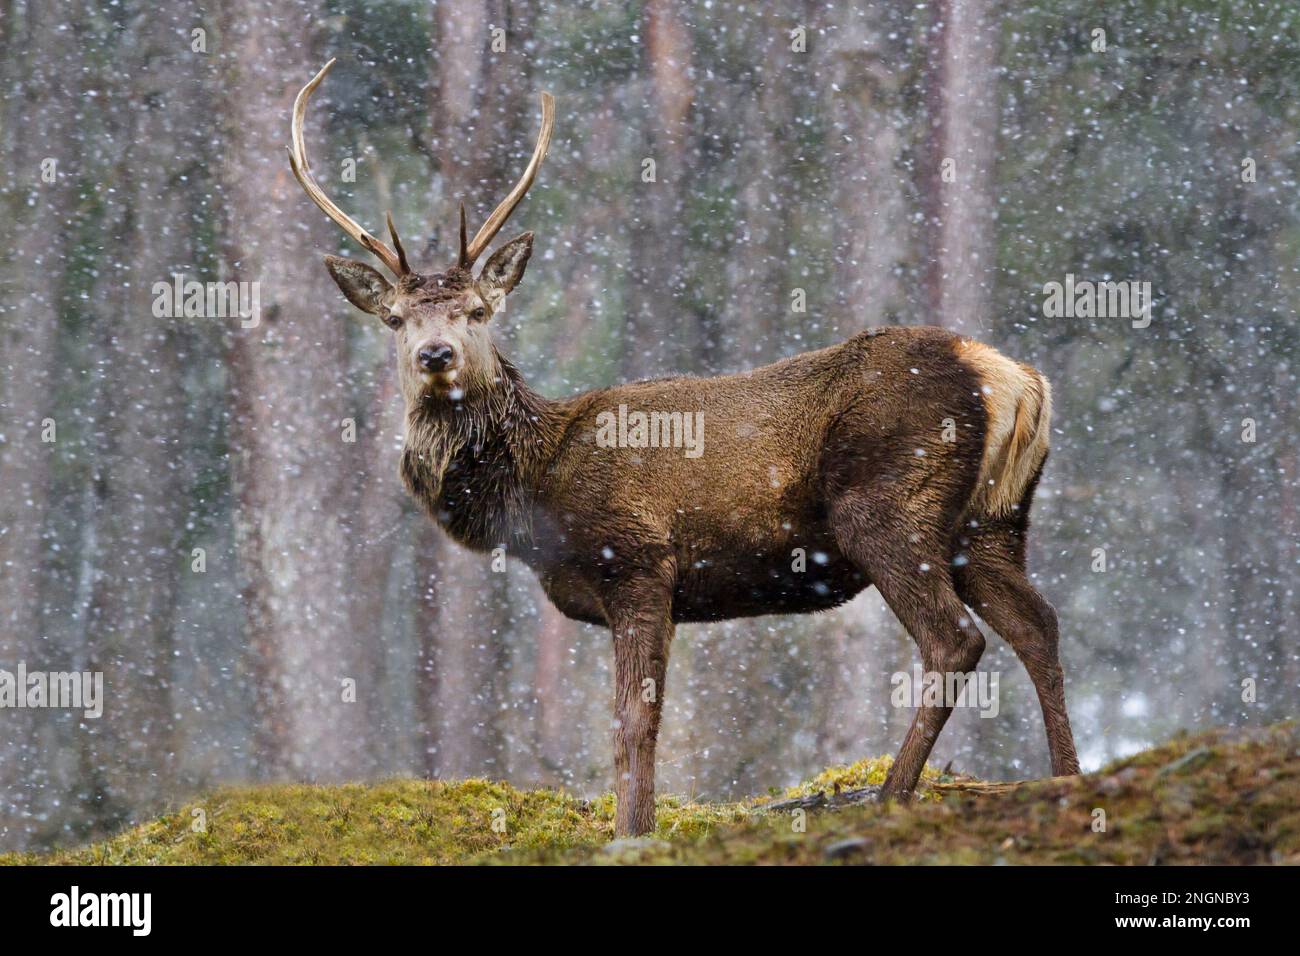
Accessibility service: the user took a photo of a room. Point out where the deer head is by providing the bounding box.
[289,59,554,403]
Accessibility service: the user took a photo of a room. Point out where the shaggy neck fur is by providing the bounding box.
[400,347,564,553]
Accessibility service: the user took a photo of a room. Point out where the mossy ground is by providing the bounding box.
[4,724,1296,865]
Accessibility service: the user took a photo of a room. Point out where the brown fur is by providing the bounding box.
[326,251,1082,837]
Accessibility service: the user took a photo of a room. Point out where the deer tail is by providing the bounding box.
[955,339,1052,519]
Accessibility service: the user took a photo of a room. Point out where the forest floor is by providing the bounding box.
[4,723,1296,865]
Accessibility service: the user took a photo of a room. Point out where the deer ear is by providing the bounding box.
[478,233,533,309]
[325,255,392,315]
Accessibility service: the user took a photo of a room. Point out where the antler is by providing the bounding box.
[288,59,408,278]
[460,92,555,268]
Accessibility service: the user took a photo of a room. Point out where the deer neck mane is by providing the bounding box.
[400,347,562,553]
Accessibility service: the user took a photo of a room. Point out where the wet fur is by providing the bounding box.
[386,310,1080,835]
[402,325,1043,626]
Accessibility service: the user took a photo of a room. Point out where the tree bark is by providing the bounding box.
[216,0,367,779]
[923,0,999,336]
[0,0,81,847]
[81,11,201,831]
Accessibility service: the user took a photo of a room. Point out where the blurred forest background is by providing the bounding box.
[1,0,1297,852]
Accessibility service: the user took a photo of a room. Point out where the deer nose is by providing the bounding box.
[417,343,456,372]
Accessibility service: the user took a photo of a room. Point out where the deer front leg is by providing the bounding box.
[605,579,674,837]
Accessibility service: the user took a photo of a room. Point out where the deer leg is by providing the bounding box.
[831,497,987,798]
[878,580,986,798]
[604,576,674,837]
[954,533,1081,776]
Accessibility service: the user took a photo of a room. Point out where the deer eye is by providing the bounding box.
[469,306,487,322]
[381,310,402,330]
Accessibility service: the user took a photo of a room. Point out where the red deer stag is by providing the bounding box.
[289,61,1081,837]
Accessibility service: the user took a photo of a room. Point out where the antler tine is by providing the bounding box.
[458,202,470,269]
[463,92,555,266]
[386,211,410,275]
[288,59,406,277]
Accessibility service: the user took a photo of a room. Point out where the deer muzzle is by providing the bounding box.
[417,343,457,373]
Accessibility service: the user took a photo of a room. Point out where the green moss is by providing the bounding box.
[4,723,1295,866]
[777,754,948,801]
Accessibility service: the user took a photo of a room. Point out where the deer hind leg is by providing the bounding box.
[829,493,988,799]
[952,513,1081,777]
